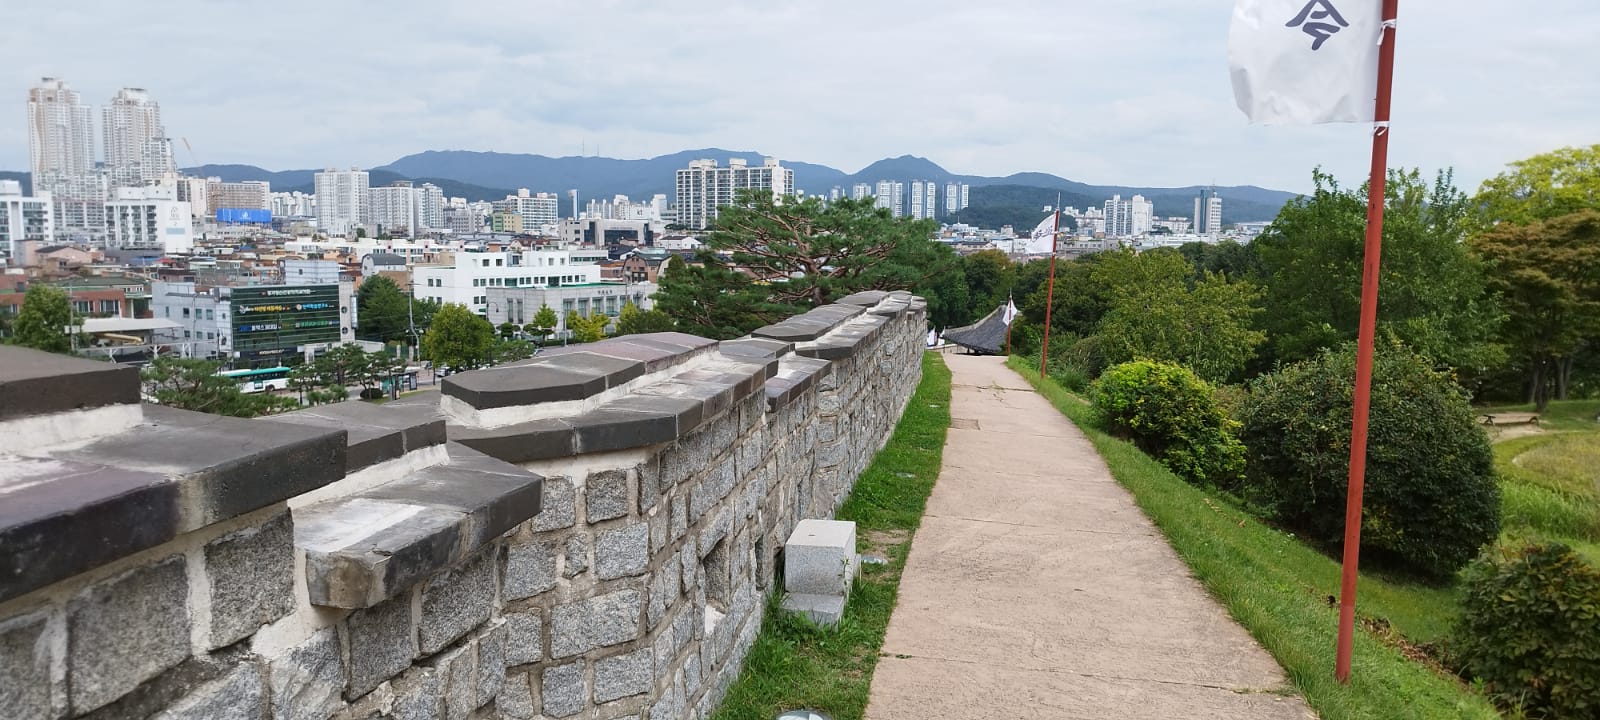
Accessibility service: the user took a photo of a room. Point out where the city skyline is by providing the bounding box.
[2,1,1596,194]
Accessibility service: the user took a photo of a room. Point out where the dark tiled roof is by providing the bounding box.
[942,304,1010,355]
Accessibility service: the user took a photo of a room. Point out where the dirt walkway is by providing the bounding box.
[864,355,1314,719]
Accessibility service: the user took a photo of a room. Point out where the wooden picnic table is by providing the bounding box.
[1479,411,1540,426]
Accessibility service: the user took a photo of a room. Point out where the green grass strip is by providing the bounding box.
[1004,356,1501,720]
[710,352,953,720]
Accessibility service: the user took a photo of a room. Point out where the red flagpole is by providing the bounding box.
[1039,195,1061,377]
[1335,0,1400,685]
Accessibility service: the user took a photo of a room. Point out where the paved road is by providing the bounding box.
[865,355,1314,720]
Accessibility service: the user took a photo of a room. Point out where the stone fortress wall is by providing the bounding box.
[0,290,927,720]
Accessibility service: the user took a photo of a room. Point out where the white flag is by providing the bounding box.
[1228,0,1382,125]
[1001,299,1019,327]
[927,328,938,347]
[1025,213,1058,254]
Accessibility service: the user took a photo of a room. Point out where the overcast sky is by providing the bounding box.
[2,1,1595,192]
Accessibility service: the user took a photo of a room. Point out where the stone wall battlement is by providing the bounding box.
[0,290,928,720]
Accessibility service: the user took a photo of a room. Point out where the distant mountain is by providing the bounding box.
[0,171,31,194]
[6,150,1301,225]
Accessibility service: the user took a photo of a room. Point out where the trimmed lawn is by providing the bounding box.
[1490,402,1600,566]
[1006,356,1500,720]
[710,353,952,720]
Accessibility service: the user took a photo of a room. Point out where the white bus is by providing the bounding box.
[218,366,291,393]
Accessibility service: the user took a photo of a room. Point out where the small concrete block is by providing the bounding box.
[419,549,496,655]
[267,627,342,720]
[343,594,416,699]
[476,620,506,708]
[498,672,537,719]
[504,539,558,600]
[151,662,265,720]
[594,523,649,580]
[584,468,632,522]
[563,533,590,579]
[550,590,642,658]
[206,509,296,648]
[0,610,55,720]
[532,476,576,532]
[505,610,542,666]
[67,555,190,715]
[593,647,652,703]
[540,660,585,718]
[784,519,856,597]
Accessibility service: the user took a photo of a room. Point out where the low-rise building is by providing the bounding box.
[412,249,607,316]
[0,180,54,260]
[152,280,355,365]
[485,281,658,334]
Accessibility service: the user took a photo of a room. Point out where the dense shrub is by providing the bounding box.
[1090,360,1245,487]
[1238,343,1500,577]
[1455,543,1600,718]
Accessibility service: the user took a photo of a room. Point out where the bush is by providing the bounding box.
[1238,343,1500,577]
[1455,543,1600,717]
[1090,360,1245,487]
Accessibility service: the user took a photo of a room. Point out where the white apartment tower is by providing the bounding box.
[104,185,194,254]
[314,168,370,236]
[910,181,926,220]
[416,183,445,232]
[851,183,872,201]
[103,88,173,186]
[1193,188,1224,236]
[369,181,418,236]
[27,78,102,240]
[0,180,54,259]
[1103,194,1152,237]
[673,157,793,230]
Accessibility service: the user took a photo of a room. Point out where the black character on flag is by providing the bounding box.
[1286,0,1349,51]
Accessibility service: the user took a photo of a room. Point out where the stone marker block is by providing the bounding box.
[783,519,856,598]
[505,610,543,666]
[67,555,190,715]
[504,539,558,600]
[594,523,649,580]
[780,593,847,628]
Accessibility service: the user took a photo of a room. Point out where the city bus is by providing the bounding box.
[218,366,291,393]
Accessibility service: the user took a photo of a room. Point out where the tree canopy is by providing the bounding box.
[143,357,298,417]
[1092,249,1266,383]
[421,304,494,371]
[356,275,438,345]
[9,285,74,354]
[1475,144,1600,226]
[616,302,676,335]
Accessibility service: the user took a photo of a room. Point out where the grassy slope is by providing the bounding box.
[711,353,952,720]
[1005,356,1500,720]
[1489,400,1600,565]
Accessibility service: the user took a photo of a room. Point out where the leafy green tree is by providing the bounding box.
[565,311,608,343]
[1254,168,1504,372]
[1471,211,1600,408]
[525,304,559,345]
[1475,144,1600,227]
[616,302,676,335]
[653,191,954,339]
[10,285,73,354]
[357,275,438,344]
[1177,240,1261,281]
[962,249,1016,317]
[917,252,971,328]
[498,322,517,339]
[492,338,536,364]
[143,357,297,417]
[421,304,494,371]
[1092,249,1266,383]
[1017,254,1113,340]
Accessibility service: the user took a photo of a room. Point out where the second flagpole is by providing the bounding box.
[1335,0,1401,685]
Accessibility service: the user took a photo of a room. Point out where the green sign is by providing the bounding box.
[230,285,344,357]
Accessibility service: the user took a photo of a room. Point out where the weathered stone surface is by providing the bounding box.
[268,627,343,720]
[0,455,177,606]
[647,683,678,720]
[648,507,668,556]
[670,496,687,543]
[151,662,264,720]
[635,462,661,512]
[67,555,190,715]
[785,519,856,597]
[593,647,652,703]
[498,672,537,719]
[0,610,54,720]
[647,558,680,630]
[476,620,507,708]
[344,594,416,699]
[444,352,637,409]
[0,346,140,421]
[436,641,477,720]
[388,665,442,720]
[563,533,590,579]
[781,593,847,627]
[531,476,576,532]
[270,400,445,472]
[504,539,558,600]
[541,660,585,718]
[594,523,649,580]
[584,468,631,522]
[550,590,642,658]
[206,509,295,648]
[505,610,543,667]
[419,549,497,655]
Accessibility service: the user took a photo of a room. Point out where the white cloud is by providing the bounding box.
[1,0,1596,193]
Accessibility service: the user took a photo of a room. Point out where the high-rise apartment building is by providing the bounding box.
[27,78,102,241]
[873,180,905,217]
[506,190,560,234]
[673,157,793,230]
[369,181,418,236]
[206,179,271,216]
[1193,188,1224,236]
[416,183,445,232]
[0,180,54,259]
[105,186,194,254]
[1103,194,1153,237]
[852,183,872,201]
[314,168,370,236]
[922,182,937,219]
[103,88,172,186]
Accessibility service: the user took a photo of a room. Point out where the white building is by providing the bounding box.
[444,205,485,234]
[152,279,355,362]
[370,182,418,236]
[412,249,607,316]
[270,191,316,218]
[851,183,872,200]
[504,190,561,235]
[416,183,445,232]
[105,185,194,254]
[583,194,666,222]
[282,258,343,285]
[1193,188,1224,236]
[0,180,54,260]
[874,180,906,217]
[1103,194,1153,237]
[315,168,370,236]
[103,88,172,186]
[27,78,102,241]
[673,157,794,230]
[486,282,658,334]
[910,181,927,220]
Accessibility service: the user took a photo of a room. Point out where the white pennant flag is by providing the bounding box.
[1228,0,1382,125]
[1025,214,1058,254]
[1001,299,1019,327]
